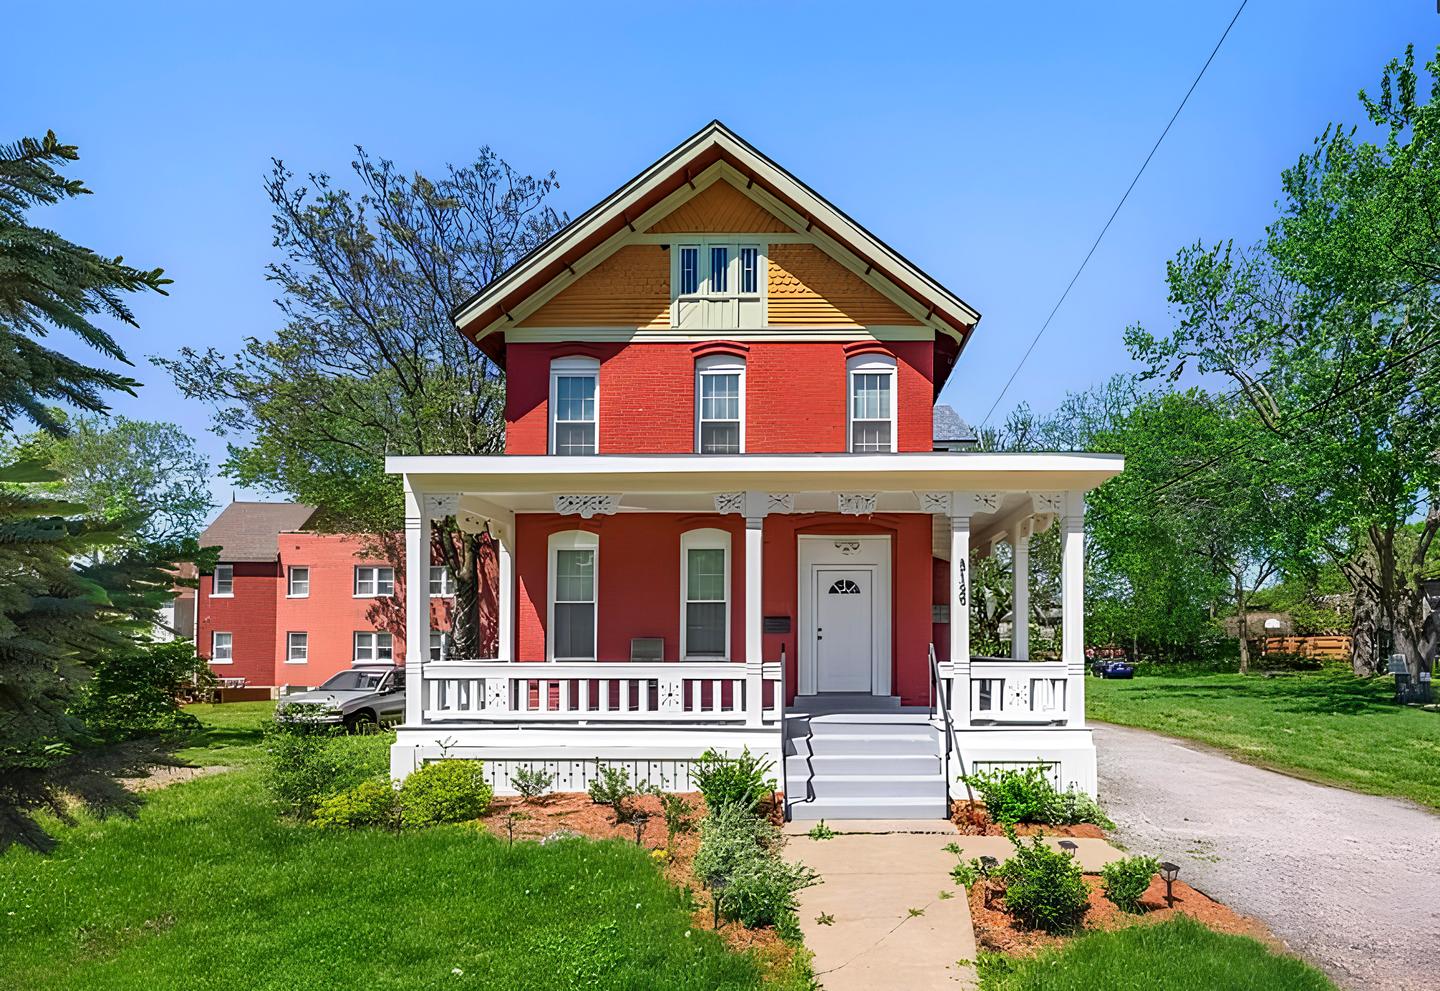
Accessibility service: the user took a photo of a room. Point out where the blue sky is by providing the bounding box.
[5,1,1437,514]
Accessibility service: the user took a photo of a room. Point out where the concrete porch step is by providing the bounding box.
[785,753,941,776]
[791,731,940,756]
[787,795,950,821]
[784,772,947,799]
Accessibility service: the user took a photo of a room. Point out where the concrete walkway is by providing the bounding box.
[1096,722,1440,991]
[785,822,978,990]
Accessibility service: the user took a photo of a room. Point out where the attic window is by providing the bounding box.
[672,240,764,330]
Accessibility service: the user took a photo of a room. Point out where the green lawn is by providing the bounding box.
[1088,668,1440,809]
[0,703,797,991]
[978,916,1337,991]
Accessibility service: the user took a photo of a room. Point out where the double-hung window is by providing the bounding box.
[354,566,395,597]
[287,566,309,597]
[695,355,744,454]
[429,630,445,662]
[550,357,599,455]
[212,564,234,597]
[286,632,308,664]
[847,354,897,453]
[548,531,597,660]
[354,631,394,663]
[673,240,764,329]
[680,529,730,659]
[429,566,453,597]
[211,631,233,663]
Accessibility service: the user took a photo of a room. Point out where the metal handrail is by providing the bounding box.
[929,643,975,813]
[778,643,790,821]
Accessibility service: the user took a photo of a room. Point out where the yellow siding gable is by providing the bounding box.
[518,245,670,328]
[646,180,791,234]
[768,244,919,327]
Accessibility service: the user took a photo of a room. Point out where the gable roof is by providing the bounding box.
[452,121,980,363]
[933,404,979,448]
[199,501,318,562]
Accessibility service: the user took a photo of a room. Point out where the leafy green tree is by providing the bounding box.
[1126,46,1440,676]
[5,414,213,546]
[158,148,565,656]
[0,132,169,434]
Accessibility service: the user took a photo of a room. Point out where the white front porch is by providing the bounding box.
[387,453,1120,811]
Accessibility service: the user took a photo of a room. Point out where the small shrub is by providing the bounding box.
[397,759,493,827]
[720,854,818,928]
[691,747,775,814]
[310,778,397,829]
[261,725,392,818]
[1051,789,1115,829]
[998,829,1089,932]
[69,640,203,742]
[950,857,990,890]
[1101,854,1160,913]
[692,804,780,887]
[964,766,1057,825]
[511,765,555,801]
[660,792,695,850]
[587,762,652,823]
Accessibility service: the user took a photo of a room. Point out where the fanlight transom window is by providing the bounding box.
[827,579,862,595]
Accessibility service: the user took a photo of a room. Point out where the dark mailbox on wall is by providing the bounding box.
[763,615,791,634]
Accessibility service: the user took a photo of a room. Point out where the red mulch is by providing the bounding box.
[476,792,796,974]
[950,802,1106,838]
[968,874,1277,957]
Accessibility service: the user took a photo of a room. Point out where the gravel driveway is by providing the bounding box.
[1095,722,1439,991]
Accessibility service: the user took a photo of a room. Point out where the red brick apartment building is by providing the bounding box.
[195,502,452,689]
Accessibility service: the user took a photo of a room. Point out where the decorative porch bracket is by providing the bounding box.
[553,494,621,518]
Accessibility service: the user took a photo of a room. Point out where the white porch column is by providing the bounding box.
[496,524,515,662]
[403,479,431,726]
[948,511,972,728]
[1061,491,1086,727]
[744,515,764,726]
[1011,519,1031,661]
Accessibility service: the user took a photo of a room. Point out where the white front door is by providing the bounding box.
[815,567,874,692]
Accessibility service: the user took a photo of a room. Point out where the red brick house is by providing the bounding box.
[196,502,452,689]
[381,122,1122,819]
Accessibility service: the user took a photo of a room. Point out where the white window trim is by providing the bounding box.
[694,354,746,454]
[211,564,234,598]
[287,566,310,598]
[429,629,444,662]
[428,565,454,598]
[670,238,766,329]
[286,631,308,664]
[547,529,599,662]
[210,630,233,664]
[846,353,898,454]
[679,528,731,661]
[548,355,600,456]
[353,631,395,664]
[353,565,395,599]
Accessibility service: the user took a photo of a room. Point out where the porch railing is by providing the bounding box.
[967,658,1070,724]
[421,661,783,724]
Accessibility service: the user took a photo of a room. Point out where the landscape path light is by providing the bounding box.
[1058,839,1078,855]
[631,812,649,846]
[711,876,730,930]
[1159,862,1180,908]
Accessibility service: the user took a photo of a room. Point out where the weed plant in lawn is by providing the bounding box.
[1088,668,1440,809]
[0,704,782,991]
[977,916,1338,990]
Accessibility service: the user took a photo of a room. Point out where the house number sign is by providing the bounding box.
[956,559,968,607]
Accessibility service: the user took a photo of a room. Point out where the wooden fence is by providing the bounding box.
[1262,635,1351,660]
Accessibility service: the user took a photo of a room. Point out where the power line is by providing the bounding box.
[978,0,1250,432]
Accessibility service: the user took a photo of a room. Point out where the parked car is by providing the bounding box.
[1090,659,1135,679]
[275,666,405,730]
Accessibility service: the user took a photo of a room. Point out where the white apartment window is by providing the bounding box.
[847,354,897,453]
[211,631,233,663]
[429,630,444,662]
[428,566,454,597]
[549,356,599,455]
[548,530,597,661]
[212,564,233,597]
[672,239,764,329]
[287,566,310,597]
[354,566,395,597]
[695,354,744,454]
[354,631,394,663]
[680,529,730,660]
[286,632,308,664]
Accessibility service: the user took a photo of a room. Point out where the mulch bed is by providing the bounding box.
[476,792,797,975]
[968,874,1277,957]
[950,802,1107,838]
